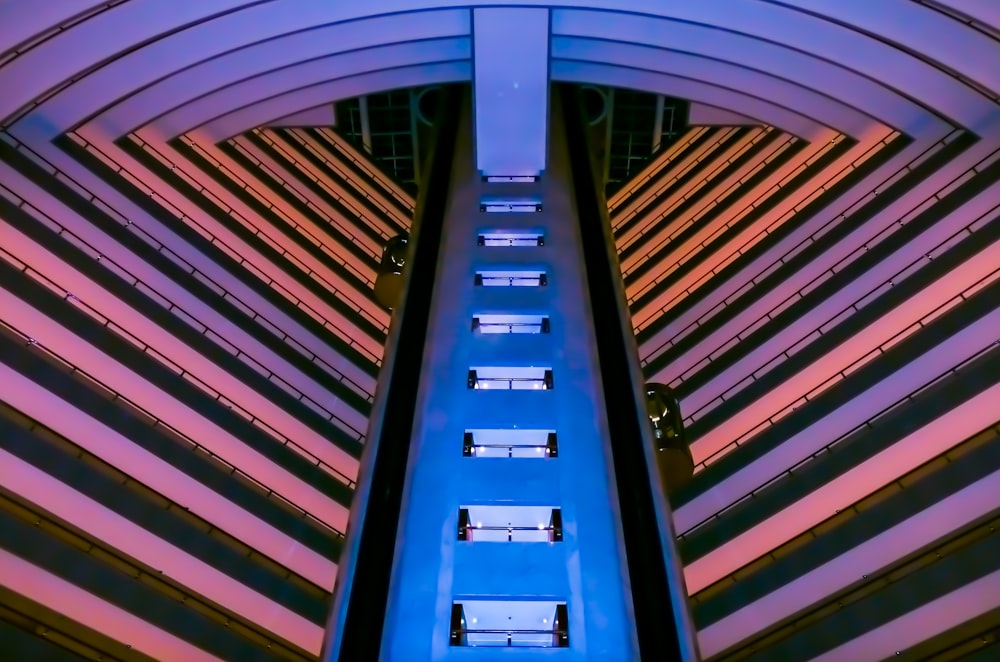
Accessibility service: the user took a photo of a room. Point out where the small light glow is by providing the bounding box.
[476,522,482,528]
[538,523,545,529]
[472,617,478,624]
[542,618,548,624]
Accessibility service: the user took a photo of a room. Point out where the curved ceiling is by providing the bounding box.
[1,2,999,661]
[4,0,996,142]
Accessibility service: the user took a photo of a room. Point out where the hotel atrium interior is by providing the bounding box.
[1,2,999,660]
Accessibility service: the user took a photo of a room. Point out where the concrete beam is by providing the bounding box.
[473,7,550,176]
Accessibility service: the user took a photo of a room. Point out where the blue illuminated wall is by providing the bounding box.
[380,93,637,660]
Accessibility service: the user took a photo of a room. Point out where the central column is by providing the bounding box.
[382,89,638,660]
[325,85,698,662]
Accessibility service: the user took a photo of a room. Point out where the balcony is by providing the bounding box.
[457,506,562,543]
[477,230,544,247]
[475,270,547,287]
[472,314,549,334]
[482,175,537,183]
[479,197,543,213]
[451,601,569,648]
[467,367,553,390]
[463,430,558,458]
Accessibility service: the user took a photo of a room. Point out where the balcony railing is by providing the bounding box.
[482,175,537,183]
[472,314,549,334]
[451,627,569,648]
[458,507,562,542]
[451,602,569,648]
[479,198,543,213]
[475,271,547,287]
[467,369,553,390]
[477,230,544,247]
[463,431,558,458]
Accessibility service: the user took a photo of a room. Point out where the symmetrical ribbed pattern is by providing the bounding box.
[0,122,408,660]
[615,119,1000,658]
[1,2,999,661]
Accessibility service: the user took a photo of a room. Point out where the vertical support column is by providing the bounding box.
[652,94,666,153]
[322,87,460,662]
[358,95,373,154]
[473,7,550,177]
[560,83,701,661]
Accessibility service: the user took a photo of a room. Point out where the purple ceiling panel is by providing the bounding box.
[84,10,470,138]
[154,38,471,138]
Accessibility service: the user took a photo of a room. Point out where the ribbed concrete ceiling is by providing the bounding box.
[1,2,999,661]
